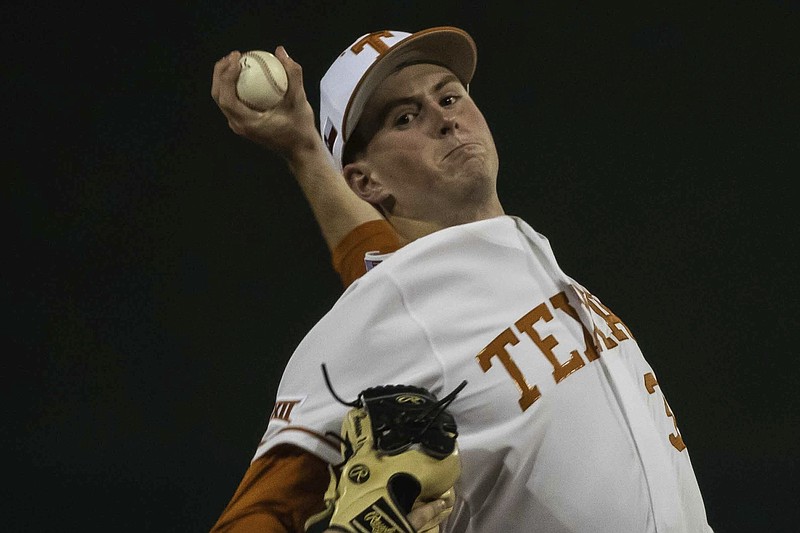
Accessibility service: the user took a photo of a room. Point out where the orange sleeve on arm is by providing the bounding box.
[210,445,330,533]
[331,219,402,289]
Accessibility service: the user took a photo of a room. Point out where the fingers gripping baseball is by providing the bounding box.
[210,46,317,157]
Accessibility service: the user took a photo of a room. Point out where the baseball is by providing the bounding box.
[236,50,288,111]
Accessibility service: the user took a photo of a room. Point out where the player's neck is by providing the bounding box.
[388,202,506,244]
[387,216,442,245]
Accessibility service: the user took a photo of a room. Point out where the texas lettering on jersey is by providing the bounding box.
[476,286,629,411]
[476,283,687,452]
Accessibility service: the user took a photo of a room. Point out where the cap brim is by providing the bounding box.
[343,26,477,141]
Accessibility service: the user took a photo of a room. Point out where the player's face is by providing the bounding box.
[345,63,500,225]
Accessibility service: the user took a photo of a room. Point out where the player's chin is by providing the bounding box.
[448,160,497,188]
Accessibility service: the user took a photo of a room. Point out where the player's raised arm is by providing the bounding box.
[211,47,386,255]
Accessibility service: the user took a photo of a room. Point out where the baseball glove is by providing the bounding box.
[305,373,467,533]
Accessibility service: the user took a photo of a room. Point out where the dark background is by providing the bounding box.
[7,1,798,531]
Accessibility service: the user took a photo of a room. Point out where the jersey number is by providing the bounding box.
[643,372,686,452]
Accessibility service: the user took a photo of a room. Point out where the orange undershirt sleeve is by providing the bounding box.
[210,445,330,533]
[331,219,402,289]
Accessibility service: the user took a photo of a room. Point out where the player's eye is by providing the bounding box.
[441,95,458,107]
[394,112,415,127]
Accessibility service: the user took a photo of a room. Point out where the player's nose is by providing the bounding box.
[439,115,458,136]
[425,99,459,137]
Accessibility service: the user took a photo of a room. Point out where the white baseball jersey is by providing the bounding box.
[256,215,713,532]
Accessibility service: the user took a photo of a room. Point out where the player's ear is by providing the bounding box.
[343,162,389,205]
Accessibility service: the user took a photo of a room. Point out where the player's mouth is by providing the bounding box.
[443,142,482,160]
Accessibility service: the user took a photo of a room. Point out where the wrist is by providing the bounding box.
[285,136,336,174]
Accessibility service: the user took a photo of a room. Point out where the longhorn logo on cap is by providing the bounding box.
[351,30,395,56]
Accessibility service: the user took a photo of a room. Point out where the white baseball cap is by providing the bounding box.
[319,26,478,171]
